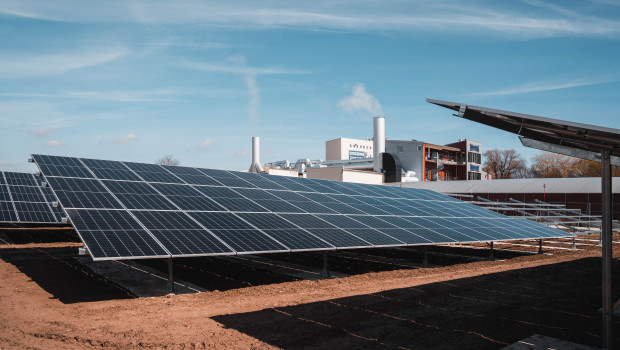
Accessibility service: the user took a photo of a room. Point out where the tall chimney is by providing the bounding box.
[373,117,385,173]
[249,136,264,173]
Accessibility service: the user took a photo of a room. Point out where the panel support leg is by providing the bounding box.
[601,149,613,350]
[168,258,175,294]
[320,251,330,279]
[489,241,494,260]
[422,246,429,267]
[572,236,577,251]
[538,239,543,254]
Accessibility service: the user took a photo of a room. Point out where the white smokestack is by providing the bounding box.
[249,136,264,173]
[373,117,385,173]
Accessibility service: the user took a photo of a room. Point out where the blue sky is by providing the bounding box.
[1,0,619,172]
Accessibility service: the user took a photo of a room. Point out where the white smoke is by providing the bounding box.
[338,83,383,116]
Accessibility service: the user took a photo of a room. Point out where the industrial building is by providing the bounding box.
[264,116,486,184]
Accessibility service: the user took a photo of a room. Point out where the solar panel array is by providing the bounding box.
[0,171,65,224]
[32,154,570,261]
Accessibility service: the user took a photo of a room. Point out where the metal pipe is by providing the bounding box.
[538,239,543,254]
[373,117,385,173]
[320,251,330,278]
[168,258,175,294]
[249,136,264,173]
[601,149,613,350]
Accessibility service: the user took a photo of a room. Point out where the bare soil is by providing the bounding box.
[1,228,619,349]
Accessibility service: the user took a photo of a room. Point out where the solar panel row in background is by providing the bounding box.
[32,154,571,261]
[0,171,65,223]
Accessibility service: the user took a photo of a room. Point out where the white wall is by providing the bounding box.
[306,166,383,184]
[325,138,374,161]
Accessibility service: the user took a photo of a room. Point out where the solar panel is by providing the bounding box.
[0,171,64,224]
[32,154,572,261]
[66,209,169,259]
[131,211,234,256]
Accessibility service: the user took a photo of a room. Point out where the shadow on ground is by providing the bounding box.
[213,257,620,350]
[0,247,133,304]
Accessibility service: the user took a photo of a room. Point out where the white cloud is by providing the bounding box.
[201,138,215,149]
[245,72,260,123]
[1,2,619,38]
[44,140,65,147]
[97,133,138,145]
[0,47,129,78]
[111,133,137,144]
[0,161,15,166]
[210,55,268,123]
[27,127,54,137]
[463,77,618,97]
[64,90,175,102]
[183,61,309,75]
[233,150,249,157]
[338,83,383,116]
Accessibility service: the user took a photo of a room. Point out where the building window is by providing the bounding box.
[417,145,422,151]
[397,146,404,153]
[468,172,481,180]
[467,152,481,164]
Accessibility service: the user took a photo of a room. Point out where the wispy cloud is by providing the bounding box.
[2,1,620,38]
[112,134,137,144]
[0,47,129,78]
[183,61,309,75]
[233,150,249,157]
[228,55,262,124]
[201,138,215,149]
[338,83,383,116]
[27,127,54,138]
[44,140,65,147]
[64,90,176,102]
[0,161,16,166]
[99,133,137,145]
[463,77,618,97]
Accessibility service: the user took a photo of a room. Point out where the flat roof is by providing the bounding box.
[391,177,620,194]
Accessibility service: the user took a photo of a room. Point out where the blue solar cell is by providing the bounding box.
[81,158,142,181]
[189,212,255,230]
[46,177,123,209]
[261,228,334,250]
[35,155,572,260]
[66,209,169,259]
[123,162,185,184]
[102,180,176,210]
[210,229,288,253]
[4,172,38,186]
[0,201,17,222]
[305,228,371,248]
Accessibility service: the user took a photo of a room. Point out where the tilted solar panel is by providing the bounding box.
[0,171,65,224]
[31,154,572,260]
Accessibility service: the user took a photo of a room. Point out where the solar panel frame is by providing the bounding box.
[0,171,63,224]
[32,154,574,261]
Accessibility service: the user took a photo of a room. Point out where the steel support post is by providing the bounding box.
[601,149,613,350]
[168,258,175,294]
[320,251,330,279]
[422,246,429,267]
[538,239,543,254]
[489,241,494,260]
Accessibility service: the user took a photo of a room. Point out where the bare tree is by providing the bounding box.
[483,149,528,179]
[530,153,572,178]
[530,152,619,178]
[156,155,180,166]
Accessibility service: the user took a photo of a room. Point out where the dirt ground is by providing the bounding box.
[1,227,619,349]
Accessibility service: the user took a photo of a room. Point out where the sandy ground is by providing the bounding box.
[0,228,619,349]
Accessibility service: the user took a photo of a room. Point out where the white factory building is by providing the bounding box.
[258,116,487,185]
